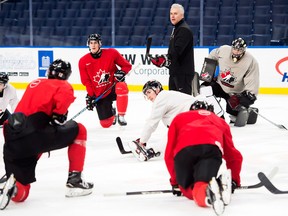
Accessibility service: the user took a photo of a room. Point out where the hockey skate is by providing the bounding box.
[112,107,117,125]
[217,169,232,206]
[118,115,127,126]
[127,140,160,162]
[0,174,16,210]
[207,177,225,216]
[66,171,93,198]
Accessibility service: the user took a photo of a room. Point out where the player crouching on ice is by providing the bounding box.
[127,80,224,162]
[200,38,259,127]
[164,101,243,216]
[0,59,93,210]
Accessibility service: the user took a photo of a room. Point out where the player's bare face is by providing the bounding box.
[144,89,157,102]
[170,8,184,25]
[89,41,100,54]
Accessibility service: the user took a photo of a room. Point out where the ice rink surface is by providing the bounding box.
[0,90,288,216]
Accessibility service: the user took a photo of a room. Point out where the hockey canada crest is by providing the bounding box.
[93,69,110,85]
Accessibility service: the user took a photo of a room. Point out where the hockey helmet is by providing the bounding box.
[87,33,102,47]
[47,59,72,80]
[0,73,9,85]
[231,38,247,62]
[142,80,163,95]
[190,100,214,112]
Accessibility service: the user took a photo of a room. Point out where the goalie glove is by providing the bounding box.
[239,91,256,108]
[114,70,126,82]
[150,54,171,68]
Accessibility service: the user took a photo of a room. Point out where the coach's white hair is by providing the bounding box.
[170,3,185,15]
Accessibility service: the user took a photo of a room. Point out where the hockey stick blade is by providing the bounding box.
[251,109,287,130]
[146,36,152,57]
[116,137,132,154]
[104,189,172,196]
[236,166,278,190]
[258,172,288,194]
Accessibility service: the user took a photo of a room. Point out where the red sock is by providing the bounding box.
[12,182,30,202]
[68,123,87,171]
[192,181,209,207]
[115,82,128,115]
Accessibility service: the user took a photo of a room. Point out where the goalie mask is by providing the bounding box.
[142,80,163,95]
[47,59,72,80]
[190,100,214,112]
[231,38,247,63]
[0,73,9,86]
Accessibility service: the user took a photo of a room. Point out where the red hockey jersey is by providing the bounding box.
[78,48,132,97]
[15,78,75,116]
[165,109,243,185]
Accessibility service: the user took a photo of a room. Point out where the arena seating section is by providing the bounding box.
[0,0,287,46]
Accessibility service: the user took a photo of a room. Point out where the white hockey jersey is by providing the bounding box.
[0,83,19,114]
[140,90,223,144]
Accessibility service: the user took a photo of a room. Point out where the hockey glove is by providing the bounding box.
[231,180,238,194]
[86,94,96,111]
[114,70,126,82]
[239,91,256,108]
[172,184,182,197]
[150,54,171,68]
[51,112,68,126]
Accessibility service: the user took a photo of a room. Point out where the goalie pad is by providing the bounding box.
[234,106,249,127]
[199,86,224,117]
[191,72,200,97]
[199,58,218,82]
[247,107,258,124]
[127,140,160,162]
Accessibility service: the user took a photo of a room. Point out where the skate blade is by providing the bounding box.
[209,177,225,216]
[0,174,16,210]
[65,187,93,198]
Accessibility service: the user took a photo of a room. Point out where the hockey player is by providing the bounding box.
[128,80,224,161]
[201,37,259,127]
[0,59,93,210]
[165,100,243,215]
[0,73,18,126]
[78,33,132,127]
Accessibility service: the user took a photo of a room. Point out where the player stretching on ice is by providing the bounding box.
[201,38,260,127]
[165,101,243,215]
[127,80,224,161]
[78,33,132,127]
[0,59,93,210]
[0,73,18,126]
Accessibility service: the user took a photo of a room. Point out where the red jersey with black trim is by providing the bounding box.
[15,78,75,116]
[78,48,132,98]
[165,109,243,185]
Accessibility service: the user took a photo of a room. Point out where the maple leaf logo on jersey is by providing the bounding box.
[93,69,111,85]
[220,69,236,84]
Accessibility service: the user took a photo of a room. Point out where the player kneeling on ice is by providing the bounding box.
[78,33,132,127]
[200,37,259,127]
[164,101,243,215]
[128,80,224,161]
[0,59,93,210]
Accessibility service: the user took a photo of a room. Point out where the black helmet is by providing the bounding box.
[0,73,9,84]
[231,38,247,62]
[142,80,163,95]
[47,59,72,80]
[87,33,102,46]
[190,100,214,112]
